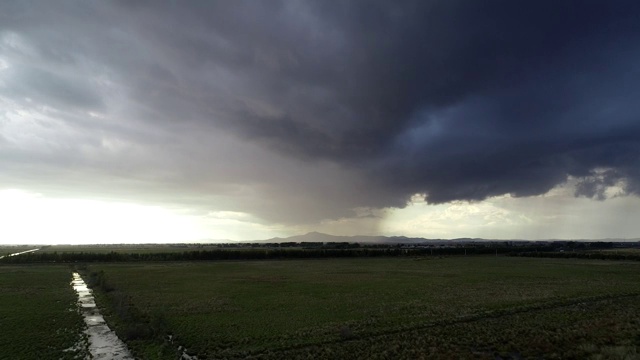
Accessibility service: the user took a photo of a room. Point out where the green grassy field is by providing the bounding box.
[0,265,86,359]
[87,256,640,359]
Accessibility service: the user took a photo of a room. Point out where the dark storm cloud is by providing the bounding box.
[2,0,640,224]
[136,0,640,205]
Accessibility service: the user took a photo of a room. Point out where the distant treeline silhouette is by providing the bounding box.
[0,244,557,263]
[512,251,640,261]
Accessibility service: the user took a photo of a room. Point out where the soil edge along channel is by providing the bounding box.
[71,272,134,360]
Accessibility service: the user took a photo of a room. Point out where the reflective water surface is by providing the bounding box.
[71,273,134,360]
[0,248,40,259]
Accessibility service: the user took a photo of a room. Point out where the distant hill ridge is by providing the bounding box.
[240,232,640,244]
[250,232,463,244]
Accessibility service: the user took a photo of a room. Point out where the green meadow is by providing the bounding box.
[86,256,640,359]
[0,265,86,360]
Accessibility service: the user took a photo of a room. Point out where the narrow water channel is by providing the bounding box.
[0,248,40,259]
[71,272,134,360]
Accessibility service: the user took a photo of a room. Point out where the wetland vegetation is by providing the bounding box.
[84,256,640,359]
[3,248,640,359]
[0,265,86,359]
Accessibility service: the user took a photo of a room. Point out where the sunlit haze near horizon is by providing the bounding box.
[2,1,640,244]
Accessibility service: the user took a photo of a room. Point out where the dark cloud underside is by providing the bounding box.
[1,0,640,224]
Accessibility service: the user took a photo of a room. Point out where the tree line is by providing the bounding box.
[0,245,554,263]
[511,250,640,261]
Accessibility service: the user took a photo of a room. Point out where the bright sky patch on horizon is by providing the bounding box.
[2,186,639,244]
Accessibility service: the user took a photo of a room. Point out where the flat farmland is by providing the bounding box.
[88,256,640,359]
[0,265,86,359]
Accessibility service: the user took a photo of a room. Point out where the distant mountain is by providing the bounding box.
[236,232,640,244]
[246,232,435,244]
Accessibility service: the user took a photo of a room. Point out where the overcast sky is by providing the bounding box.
[2,1,640,243]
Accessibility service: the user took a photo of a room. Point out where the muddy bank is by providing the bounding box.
[71,272,134,360]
